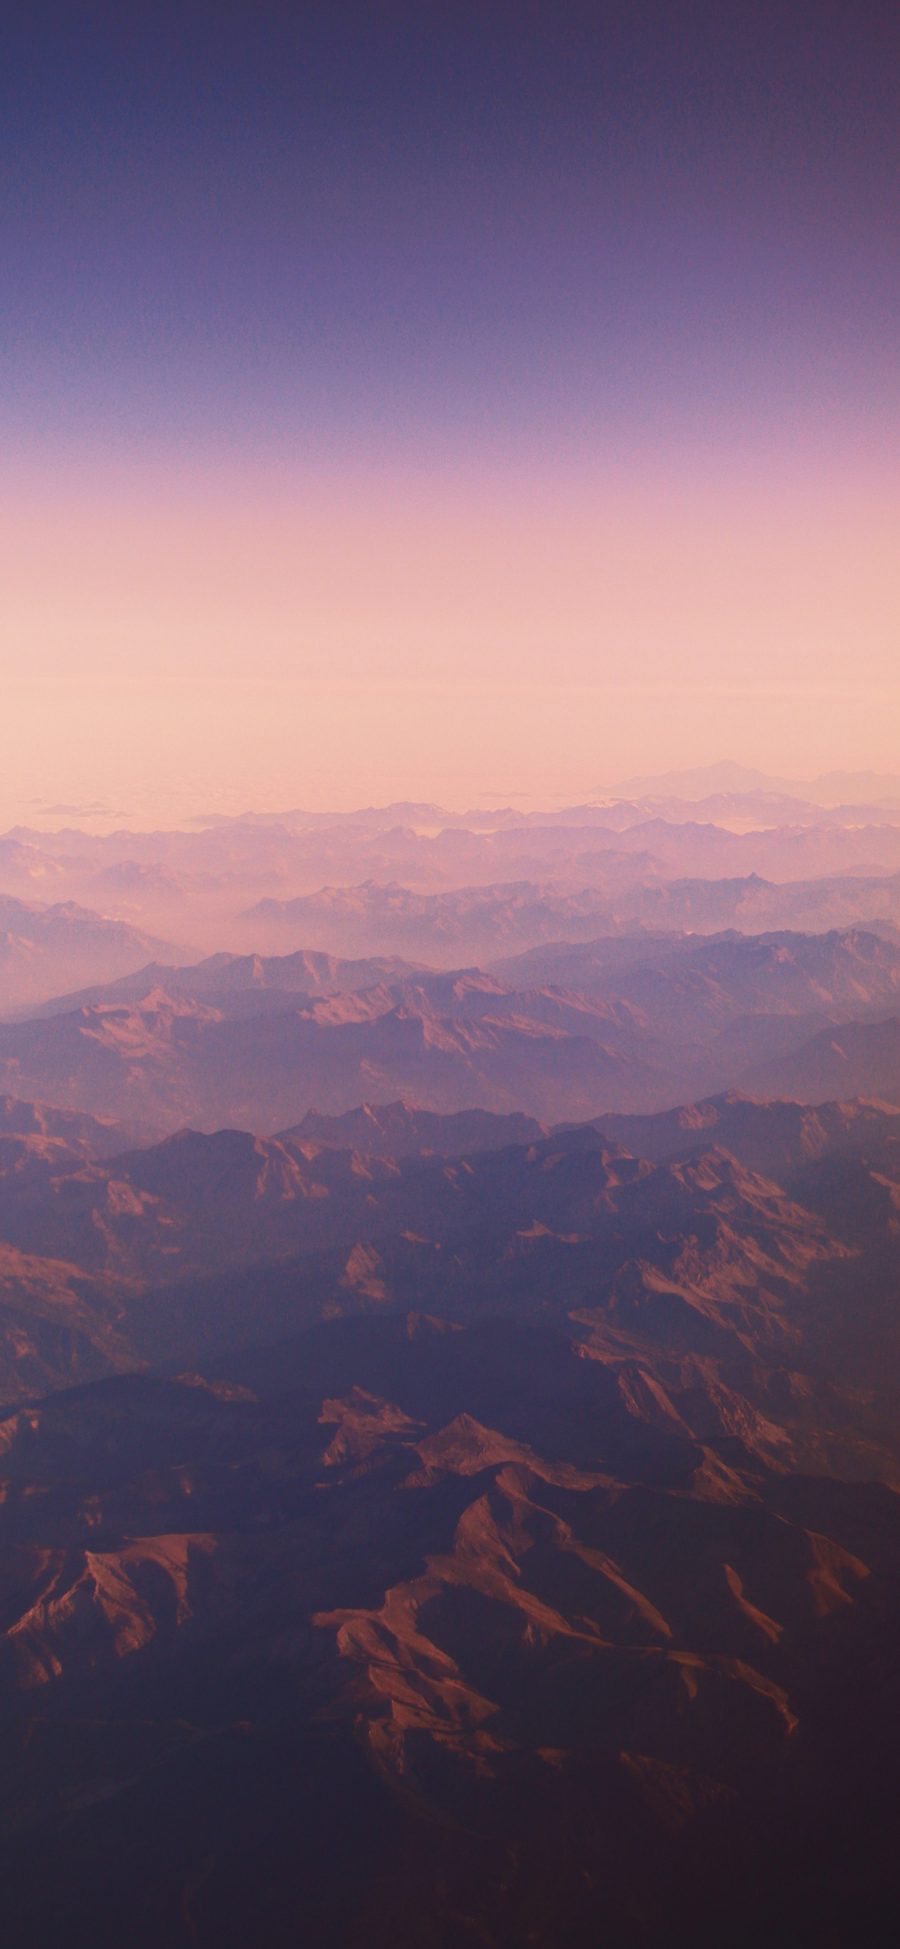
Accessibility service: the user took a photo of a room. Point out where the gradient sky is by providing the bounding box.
[1,1,897,822]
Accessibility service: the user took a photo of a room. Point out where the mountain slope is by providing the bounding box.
[0,894,175,1012]
[32,947,427,1017]
[743,1017,900,1105]
[594,1090,900,1174]
[2,1313,900,1946]
[5,930,900,1132]
[0,990,662,1128]
[3,1104,897,1486]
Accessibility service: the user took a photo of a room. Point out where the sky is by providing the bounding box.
[1,0,897,822]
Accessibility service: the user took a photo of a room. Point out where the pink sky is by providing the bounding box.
[2,439,896,826]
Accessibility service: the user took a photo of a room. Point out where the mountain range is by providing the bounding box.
[4,782,900,1944]
[609,761,900,804]
[243,873,900,961]
[5,795,900,965]
[1,929,898,1132]
[2,1088,899,1471]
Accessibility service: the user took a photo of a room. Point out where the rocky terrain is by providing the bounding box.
[2,786,900,1944]
[1,930,899,1130]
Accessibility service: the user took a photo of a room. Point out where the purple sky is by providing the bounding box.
[4,1,897,458]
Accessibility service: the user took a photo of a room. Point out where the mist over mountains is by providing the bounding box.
[4,769,900,974]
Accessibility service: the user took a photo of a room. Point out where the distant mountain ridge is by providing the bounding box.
[3,928,900,1129]
[592,1088,900,1172]
[6,789,900,965]
[0,893,175,1012]
[286,1101,546,1156]
[610,761,900,805]
[31,947,427,1018]
[244,873,900,960]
